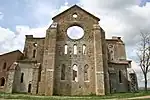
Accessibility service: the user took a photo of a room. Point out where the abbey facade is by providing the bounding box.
[0,5,138,96]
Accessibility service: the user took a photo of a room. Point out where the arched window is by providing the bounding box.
[73,64,78,82]
[21,73,24,83]
[0,77,5,86]
[64,44,68,54]
[28,84,32,93]
[3,62,7,69]
[119,70,122,83]
[33,49,36,58]
[84,65,89,81]
[83,44,86,55]
[61,64,66,80]
[73,45,77,55]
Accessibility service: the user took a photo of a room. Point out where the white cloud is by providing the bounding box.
[0,2,70,54]
[25,0,70,25]
[78,0,150,56]
[0,27,17,54]
[0,25,47,54]
[131,60,141,72]
[16,25,47,37]
[0,27,15,42]
[78,0,150,88]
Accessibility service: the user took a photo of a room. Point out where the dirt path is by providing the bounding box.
[127,95,150,100]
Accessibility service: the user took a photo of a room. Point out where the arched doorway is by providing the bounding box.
[0,77,5,86]
[28,84,32,93]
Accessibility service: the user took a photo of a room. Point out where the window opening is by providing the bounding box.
[61,64,66,80]
[21,73,24,83]
[73,64,78,82]
[74,45,77,55]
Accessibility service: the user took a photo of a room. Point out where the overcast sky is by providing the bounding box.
[0,0,150,87]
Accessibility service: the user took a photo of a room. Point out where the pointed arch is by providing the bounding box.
[73,44,77,55]
[84,64,89,81]
[61,64,66,80]
[0,77,5,86]
[3,62,7,69]
[72,64,78,82]
[119,70,122,83]
[82,44,86,55]
[21,73,24,83]
[64,44,68,54]
[33,49,36,58]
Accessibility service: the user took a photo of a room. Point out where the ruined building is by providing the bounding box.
[0,5,138,95]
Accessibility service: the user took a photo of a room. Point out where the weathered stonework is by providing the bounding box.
[0,5,138,96]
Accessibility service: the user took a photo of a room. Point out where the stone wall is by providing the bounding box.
[106,37,126,61]
[38,5,108,96]
[2,5,133,96]
[23,36,45,63]
[17,62,34,93]
[108,63,129,93]
[0,50,23,92]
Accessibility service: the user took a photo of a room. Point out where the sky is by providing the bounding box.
[0,0,150,87]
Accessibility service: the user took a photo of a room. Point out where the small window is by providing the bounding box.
[61,64,66,80]
[73,64,78,82]
[119,70,122,83]
[83,45,86,55]
[3,62,7,69]
[21,73,24,83]
[73,13,78,18]
[33,43,37,47]
[33,49,36,58]
[73,45,77,55]
[84,65,89,81]
[64,45,68,54]
[0,77,5,86]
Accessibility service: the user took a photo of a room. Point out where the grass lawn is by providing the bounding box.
[0,91,150,100]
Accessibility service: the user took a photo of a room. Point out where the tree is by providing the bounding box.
[137,31,150,92]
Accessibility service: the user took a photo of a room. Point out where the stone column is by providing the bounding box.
[93,24,105,95]
[101,29,110,94]
[5,62,18,93]
[39,23,57,96]
[31,63,40,94]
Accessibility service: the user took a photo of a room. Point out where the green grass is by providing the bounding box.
[0,91,150,100]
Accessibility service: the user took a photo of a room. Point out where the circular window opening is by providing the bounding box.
[67,26,84,40]
[33,43,37,47]
[73,13,78,18]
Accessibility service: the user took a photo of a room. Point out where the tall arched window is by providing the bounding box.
[73,64,78,82]
[84,65,89,81]
[33,49,36,58]
[83,44,86,55]
[73,45,77,55]
[21,73,24,83]
[61,64,66,80]
[119,70,122,83]
[64,44,68,54]
[3,62,7,69]
[0,77,5,86]
[28,84,32,93]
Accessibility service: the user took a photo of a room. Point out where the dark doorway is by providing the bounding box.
[0,77,5,86]
[28,84,31,93]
